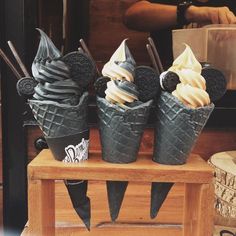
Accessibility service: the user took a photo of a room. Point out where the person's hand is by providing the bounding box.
[186,6,236,25]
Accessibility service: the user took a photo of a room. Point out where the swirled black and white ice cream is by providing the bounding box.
[28,28,96,230]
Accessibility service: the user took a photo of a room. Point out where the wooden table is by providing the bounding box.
[23,149,214,236]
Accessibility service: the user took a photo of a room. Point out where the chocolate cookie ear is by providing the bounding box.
[160,71,180,93]
[62,52,96,89]
[16,77,37,98]
[94,76,110,98]
[134,66,161,102]
[201,67,227,102]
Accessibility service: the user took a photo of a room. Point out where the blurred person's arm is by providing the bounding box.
[124,0,236,32]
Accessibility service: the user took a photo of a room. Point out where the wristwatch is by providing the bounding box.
[177,0,193,27]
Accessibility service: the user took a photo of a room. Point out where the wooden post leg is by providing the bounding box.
[183,183,214,236]
[28,179,55,236]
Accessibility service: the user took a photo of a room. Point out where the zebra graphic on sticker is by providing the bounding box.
[63,138,89,163]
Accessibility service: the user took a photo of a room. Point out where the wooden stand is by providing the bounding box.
[22,149,214,236]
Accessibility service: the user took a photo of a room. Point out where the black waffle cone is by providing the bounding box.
[45,130,89,161]
[151,91,214,219]
[97,97,152,221]
[64,180,91,230]
[29,92,90,230]
[106,181,128,222]
[153,91,214,165]
[28,92,89,138]
[150,182,174,219]
[97,97,152,163]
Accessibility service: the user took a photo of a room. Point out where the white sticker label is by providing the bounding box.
[63,138,89,163]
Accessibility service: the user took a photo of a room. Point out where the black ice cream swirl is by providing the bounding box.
[33,59,82,105]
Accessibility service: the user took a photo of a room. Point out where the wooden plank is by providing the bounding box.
[28,179,55,236]
[23,181,184,235]
[28,150,213,183]
[183,183,214,236]
[55,181,184,225]
[22,224,182,236]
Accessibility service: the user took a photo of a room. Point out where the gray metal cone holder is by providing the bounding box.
[97,97,152,221]
[29,92,91,230]
[151,91,214,219]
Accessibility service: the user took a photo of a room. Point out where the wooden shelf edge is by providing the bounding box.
[28,149,214,183]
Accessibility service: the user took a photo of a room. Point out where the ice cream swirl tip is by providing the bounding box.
[102,39,136,82]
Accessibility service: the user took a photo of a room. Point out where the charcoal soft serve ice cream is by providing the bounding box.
[105,80,138,104]
[33,59,82,105]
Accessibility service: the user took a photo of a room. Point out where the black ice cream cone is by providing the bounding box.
[106,181,129,222]
[64,180,91,230]
[97,97,152,221]
[151,91,214,219]
[29,92,91,229]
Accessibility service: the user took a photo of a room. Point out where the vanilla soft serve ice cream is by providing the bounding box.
[102,39,139,106]
[169,45,210,108]
[102,39,136,82]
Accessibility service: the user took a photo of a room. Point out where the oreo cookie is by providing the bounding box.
[62,52,96,89]
[160,71,180,93]
[94,76,110,98]
[134,66,160,102]
[201,67,227,102]
[16,77,38,98]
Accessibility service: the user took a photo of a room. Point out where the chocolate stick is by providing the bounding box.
[79,39,100,76]
[78,47,84,54]
[79,39,93,60]
[0,48,22,79]
[7,41,31,77]
[146,44,160,75]
[148,37,164,73]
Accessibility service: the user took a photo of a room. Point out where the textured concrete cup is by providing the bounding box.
[153,91,214,165]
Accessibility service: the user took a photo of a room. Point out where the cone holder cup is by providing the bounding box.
[150,91,214,219]
[97,96,153,221]
[28,92,91,230]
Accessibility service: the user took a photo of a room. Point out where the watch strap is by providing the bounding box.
[177,1,193,27]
